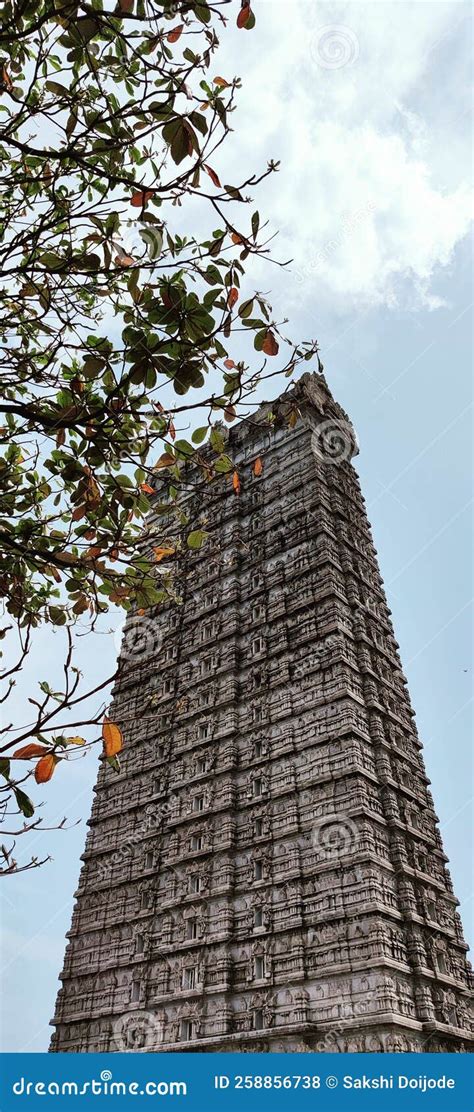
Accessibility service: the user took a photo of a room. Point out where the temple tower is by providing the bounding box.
[51,372,472,1053]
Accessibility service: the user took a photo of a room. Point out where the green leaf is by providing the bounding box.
[45,80,70,97]
[163,118,192,165]
[14,787,35,818]
[190,111,208,136]
[139,227,163,261]
[214,454,233,473]
[224,184,244,201]
[187,529,208,549]
[106,754,121,773]
[83,355,105,378]
[39,252,63,271]
[191,427,208,445]
[195,1,211,24]
[238,298,254,319]
[254,328,267,352]
[0,758,10,780]
[210,428,225,453]
[209,236,225,258]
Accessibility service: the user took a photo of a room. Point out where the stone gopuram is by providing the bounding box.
[51,372,473,1053]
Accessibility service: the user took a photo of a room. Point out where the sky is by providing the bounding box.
[1,0,472,1052]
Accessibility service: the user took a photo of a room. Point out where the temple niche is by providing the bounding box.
[51,373,473,1053]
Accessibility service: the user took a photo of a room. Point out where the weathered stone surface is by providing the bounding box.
[50,373,473,1053]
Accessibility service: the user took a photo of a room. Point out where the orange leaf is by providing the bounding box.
[231,232,244,245]
[12,743,48,760]
[84,475,101,508]
[35,754,59,784]
[153,453,175,469]
[153,546,175,562]
[237,3,251,28]
[119,0,134,9]
[262,330,279,357]
[227,286,239,309]
[130,190,154,208]
[102,718,124,758]
[204,164,221,188]
[169,419,176,440]
[224,358,235,369]
[167,23,184,42]
[115,253,135,267]
[140,482,155,494]
[232,471,241,495]
[1,65,13,90]
[213,76,231,88]
[253,456,263,477]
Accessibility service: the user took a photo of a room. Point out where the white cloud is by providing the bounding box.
[214,0,472,310]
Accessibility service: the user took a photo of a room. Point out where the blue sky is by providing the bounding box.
[0,1,472,1052]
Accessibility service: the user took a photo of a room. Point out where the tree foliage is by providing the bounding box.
[0,0,317,873]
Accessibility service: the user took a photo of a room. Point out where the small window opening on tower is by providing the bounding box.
[255,956,265,979]
[181,1019,195,1041]
[183,967,197,990]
